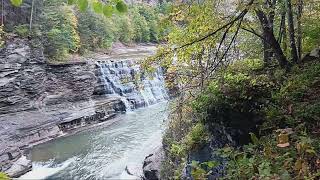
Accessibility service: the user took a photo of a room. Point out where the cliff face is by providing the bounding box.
[0,37,125,177]
[0,37,97,115]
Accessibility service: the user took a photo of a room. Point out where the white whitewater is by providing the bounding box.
[20,49,170,179]
[20,101,169,180]
[95,60,169,109]
[19,158,76,180]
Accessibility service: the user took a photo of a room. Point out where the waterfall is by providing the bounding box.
[95,60,169,110]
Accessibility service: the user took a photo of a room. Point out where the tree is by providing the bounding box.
[29,0,34,31]
[150,0,316,73]
[297,0,303,59]
[9,0,128,17]
[286,0,299,63]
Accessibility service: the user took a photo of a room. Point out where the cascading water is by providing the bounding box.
[19,48,171,179]
[20,101,169,180]
[95,59,169,110]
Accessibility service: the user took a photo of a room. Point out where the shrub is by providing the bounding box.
[78,10,116,52]
[112,15,135,43]
[40,2,80,60]
[184,123,209,151]
[219,133,320,179]
[264,62,320,131]
[130,9,150,42]
[192,59,275,144]
[14,24,29,37]
[0,25,5,48]
[0,172,9,180]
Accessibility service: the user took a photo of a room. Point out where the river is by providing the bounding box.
[19,101,169,180]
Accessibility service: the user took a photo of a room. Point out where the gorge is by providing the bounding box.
[0,37,169,178]
[2,0,320,179]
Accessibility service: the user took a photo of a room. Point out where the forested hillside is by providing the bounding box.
[142,0,320,179]
[1,0,320,179]
[0,0,172,60]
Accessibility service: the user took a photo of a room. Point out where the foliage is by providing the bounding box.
[13,24,29,37]
[5,0,170,60]
[77,10,116,52]
[191,160,218,179]
[10,0,128,17]
[148,0,320,179]
[302,2,320,52]
[0,172,9,180]
[130,9,150,42]
[203,60,320,179]
[40,2,80,60]
[112,15,134,43]
[162,55,320,179]
[192,59,274,144]
[264,61,320,132]
[162,108,211,179]
[167,122,209,159]
[10,0,22,6]
[0,26,5,48]
[218,132,320,179]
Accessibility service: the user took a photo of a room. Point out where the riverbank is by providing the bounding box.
[0,37,167,178]
[20,101,169,179]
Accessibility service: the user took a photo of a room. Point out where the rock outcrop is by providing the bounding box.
[143,147,164,180]
[302,47,320,62]
[0,37,97,114]
[0,37,126,177]
[0,37,165,178]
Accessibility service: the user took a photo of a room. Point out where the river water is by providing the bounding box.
[20,101,169,180]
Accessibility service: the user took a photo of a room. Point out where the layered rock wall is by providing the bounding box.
[0,37,125,177]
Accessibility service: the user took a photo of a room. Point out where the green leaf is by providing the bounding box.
[249,133,259,145]
[306,149,316,155]
[77,0,88,11]
[67,0,77,5]
[0,172,10,180]
[10,0,23,7]
[202,161,218,169]
[115,1,127,13]
[92,1,103,14]
[103,5,113,17]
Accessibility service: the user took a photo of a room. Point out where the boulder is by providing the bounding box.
[143,147,164,180]
[5,156,32,178]
[302,47,320,62]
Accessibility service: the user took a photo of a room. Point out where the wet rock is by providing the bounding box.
[143,147,164,180]
[5,156,32,178]
[0,38,97,114]
[0,38,164,178]
[94,60,169,108]
[302,48,320,62]
[0,38,121,177]
[310,48,320,57]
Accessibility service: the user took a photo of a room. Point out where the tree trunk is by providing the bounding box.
[29,0,35,32]
[265,28,289,68]
[263,31,273,63]
[1,0,4,26]
[256,9,289,68]
[286,0,299,63]
[297,0,303,60]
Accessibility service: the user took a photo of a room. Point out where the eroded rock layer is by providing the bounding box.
[0,37,168,177]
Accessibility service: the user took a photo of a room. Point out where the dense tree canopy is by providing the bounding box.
[1,0,173,60]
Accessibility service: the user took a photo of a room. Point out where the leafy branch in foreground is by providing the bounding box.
[10,0,128,17]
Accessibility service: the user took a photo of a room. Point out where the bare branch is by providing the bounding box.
[175,0,255,50]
